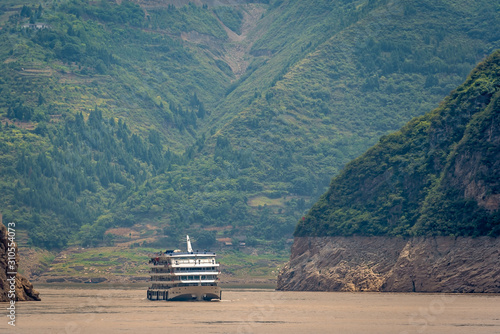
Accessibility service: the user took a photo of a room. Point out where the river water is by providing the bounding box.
[2,287,499,333]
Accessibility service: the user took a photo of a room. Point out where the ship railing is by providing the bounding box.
[170,259,217,265]
[149,266,219,272]
[176,283,218,287]
[149,258,218,265]
[171,268,219,273]
[178,280,217,284]
[165,251,216,256]
[150,270,218,276]
[150,276,216,281]
[150,275,218,281]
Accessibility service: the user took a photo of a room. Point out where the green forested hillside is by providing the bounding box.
[295,50,500,237]
[0,0,499,250]
[0,0,232,248]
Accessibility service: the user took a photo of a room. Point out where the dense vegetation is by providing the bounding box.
[0,0,499,250]
[0,0,229,249]
[295,51,500,237]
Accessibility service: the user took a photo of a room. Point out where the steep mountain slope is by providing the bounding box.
[0,0,240,248]
[206,0,500,194]
[0,0,499,250]
[278,50,500,293]
[1,0,230,148]
[295,50,500,238]
[134,0,500,245]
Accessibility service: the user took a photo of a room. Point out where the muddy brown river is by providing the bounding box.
[2,287,499,333]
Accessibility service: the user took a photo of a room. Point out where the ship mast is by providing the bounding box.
[186,235,193,253]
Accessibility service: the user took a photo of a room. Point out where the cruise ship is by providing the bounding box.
[147,235,221,301]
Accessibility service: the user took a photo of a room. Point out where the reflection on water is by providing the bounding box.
[2,287,500,334]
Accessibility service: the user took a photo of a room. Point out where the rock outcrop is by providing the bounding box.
[0,221,41,301]
[278,236,500,293]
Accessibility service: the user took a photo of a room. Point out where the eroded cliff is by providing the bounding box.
[278,236,500,293]
[0,221,40,301]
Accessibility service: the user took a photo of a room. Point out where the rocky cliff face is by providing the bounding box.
[278,236,500,293]
[0,221,40,301]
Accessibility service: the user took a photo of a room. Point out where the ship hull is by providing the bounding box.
[147,285,221,301]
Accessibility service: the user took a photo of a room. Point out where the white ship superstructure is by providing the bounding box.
[147,236,221,301]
